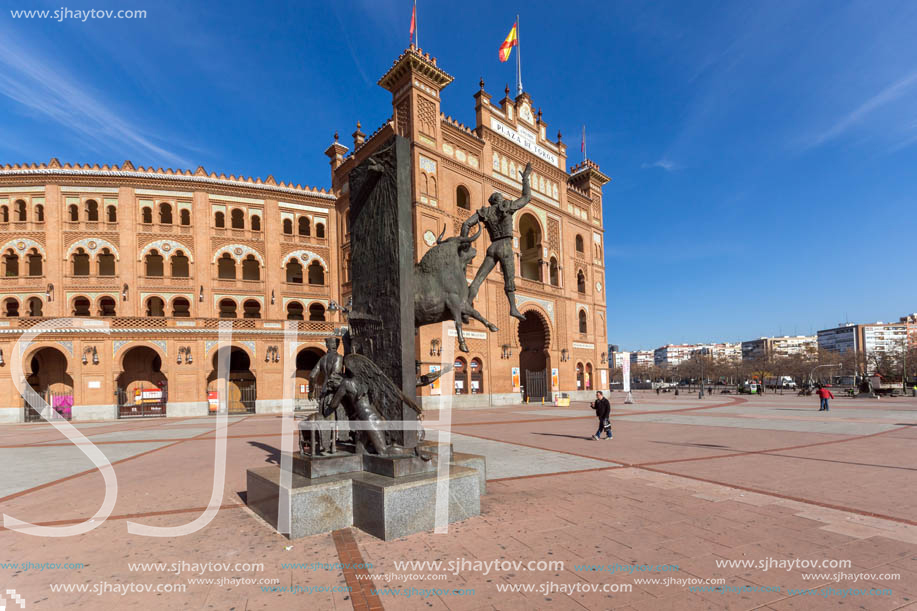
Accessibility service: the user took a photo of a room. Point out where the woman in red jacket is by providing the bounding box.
[816,386,834,411]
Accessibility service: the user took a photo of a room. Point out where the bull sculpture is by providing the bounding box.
[414,225,498,352]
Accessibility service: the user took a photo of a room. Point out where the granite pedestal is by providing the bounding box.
[246,467,353,539]
[245,451,486,541]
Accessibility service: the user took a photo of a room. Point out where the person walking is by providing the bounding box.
[591,391,612,440]
[816,385,834,411]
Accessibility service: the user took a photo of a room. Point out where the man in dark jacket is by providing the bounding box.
[591,391,612,440]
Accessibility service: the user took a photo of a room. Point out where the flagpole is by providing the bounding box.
[415,0,418,48]
[583,124,586,162]
[515,14,522,96]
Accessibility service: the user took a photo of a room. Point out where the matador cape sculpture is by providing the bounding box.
[461,161,533,321]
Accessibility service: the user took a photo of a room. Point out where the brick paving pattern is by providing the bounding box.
[0,391,914,610]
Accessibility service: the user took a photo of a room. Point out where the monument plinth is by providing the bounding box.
[245,135,486,540]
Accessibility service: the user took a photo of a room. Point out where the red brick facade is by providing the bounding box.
[0,46,608,421]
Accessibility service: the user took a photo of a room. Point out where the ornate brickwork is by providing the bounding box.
[417,97,436,136]
[396,99,410,138]
[548,217,559,252]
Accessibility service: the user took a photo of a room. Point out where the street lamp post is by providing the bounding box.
[698,354,705,399]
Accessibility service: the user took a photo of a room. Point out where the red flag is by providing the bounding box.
[409,3,416,44]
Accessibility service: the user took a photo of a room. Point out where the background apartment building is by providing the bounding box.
[741,336,816,361]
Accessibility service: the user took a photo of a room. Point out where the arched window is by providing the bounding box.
[69,204,79,222]
[576,362,585,389]
[159,202,173,224]
[579,310,588,334]
[179,209,191,226]
[454,357,468,395]
[308,303,325,321]
[0,205,8,222]
[585,363,593,390]
[26,249,42,276]
[345,254,352,283]
[283,219,293,234]
[242,300,261,319]
[35,204,44,222]
[15,200,27,222]
[286,259,303,283]
[470,358,484,394]
[146,296,165,317]
[106,205,117,223]
[577,269,586,294]
[27,297,42,317]
[241,255,260,281]
[141,207,153,224]
[518,214,542,281]
[171,297,191,318]
[98,248,116,276]
[217,253,235,279]
[85,199,99,222]
[286,302,304,320]
[298,217,310,236]
[72,248,90,276]
[549,257,559,286]
[251,214,261,231]
[218,299,237,318]
[343,210,350,235]
[145,250,164,277]
[307,261,324,285]
[315,223,325,238]
[3,249,19,277]
[214,211,225,228]
[4,298,19,317]
[575,234,584,253]
[230,208,245,229]
[456,186,470,210]
[73,296,91,317]
[171,251,189,277]
[98,297,116,317]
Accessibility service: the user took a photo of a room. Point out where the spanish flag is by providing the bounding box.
[498,21,518,62]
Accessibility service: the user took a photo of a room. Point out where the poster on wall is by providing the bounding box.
[601,369,607,386]
[430,365,441,395]
[551,368,559,391]
[207,390,219,413]
[511,367,521,392]
[622,352,631,393]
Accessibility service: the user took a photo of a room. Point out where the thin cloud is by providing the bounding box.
[641,158,680,171]
[802,70,917,149]
[0,29,191,167]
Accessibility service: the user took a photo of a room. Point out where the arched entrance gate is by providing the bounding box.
[207,347,256,414]
[116,346,167,418]
[23,347,73,422]
[518,311,550,402]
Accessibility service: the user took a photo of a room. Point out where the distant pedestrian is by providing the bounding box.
[591,391,612,440]
[816,386,834,411]
[656,387,660,395]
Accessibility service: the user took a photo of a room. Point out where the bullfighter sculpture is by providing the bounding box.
[461,161,533,321]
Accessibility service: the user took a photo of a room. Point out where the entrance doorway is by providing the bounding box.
[518,311,550,402]
[23,347,73,422]
[116,346,167,418]
[294,347,324,410]
[207,347,256,414]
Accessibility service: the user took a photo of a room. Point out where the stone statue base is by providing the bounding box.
[245,444,485,541]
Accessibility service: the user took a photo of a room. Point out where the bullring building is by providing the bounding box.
[0,46,609,422]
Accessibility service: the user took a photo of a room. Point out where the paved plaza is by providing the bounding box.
[1,391,915,610]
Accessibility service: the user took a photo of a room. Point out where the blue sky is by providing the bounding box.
[1,0,915,350]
